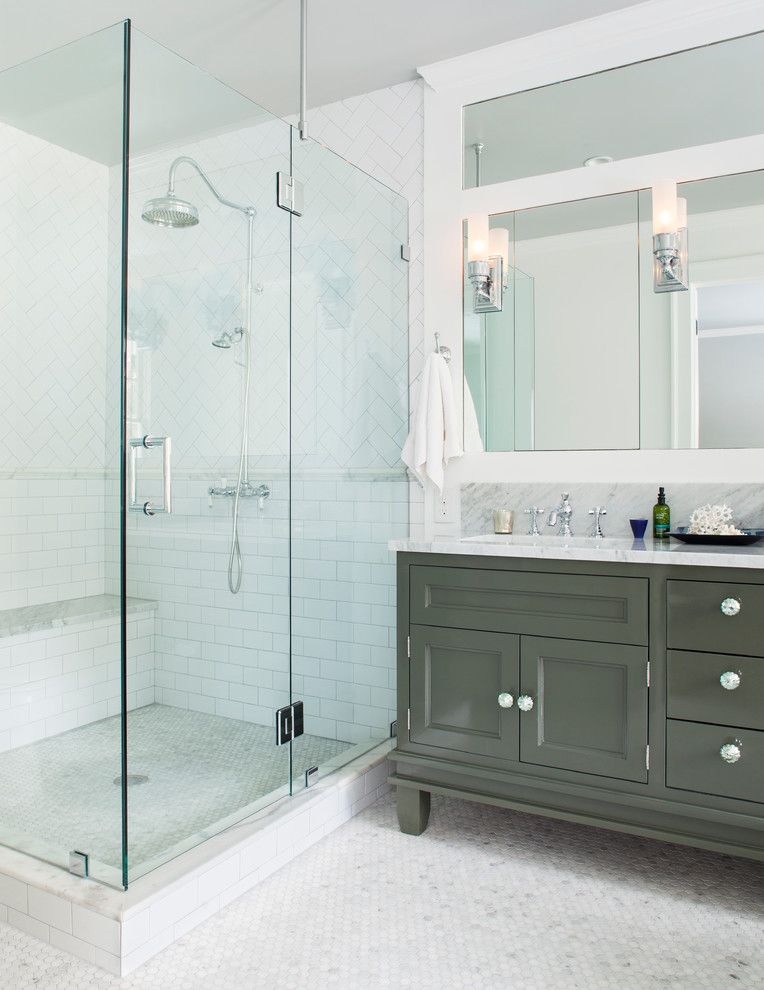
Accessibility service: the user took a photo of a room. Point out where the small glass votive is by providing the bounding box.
[493,509,514,534]
[630,518,648,539]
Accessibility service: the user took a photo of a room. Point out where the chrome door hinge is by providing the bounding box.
[277,172,304,216]
[276,700,304,745]
[406,635,411,659]
[69,850,89,878]
[645,744,650,771]
[400,243,411,262]
[407,708,411,738]
[646,661,651,687]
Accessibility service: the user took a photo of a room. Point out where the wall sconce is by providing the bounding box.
[652,182,688,293]
[466,216,509,313]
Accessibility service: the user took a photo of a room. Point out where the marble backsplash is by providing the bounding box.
[461,483,764,538]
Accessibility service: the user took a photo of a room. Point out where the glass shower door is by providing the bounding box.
[123,28,293,883]
[289,136,409,784]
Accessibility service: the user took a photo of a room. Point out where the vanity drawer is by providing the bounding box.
[410,565,648,645]
[667,580,764,656]
[667,651,764,730]
[666,719,764,804]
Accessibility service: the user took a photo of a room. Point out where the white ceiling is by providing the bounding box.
[0,0,646,118]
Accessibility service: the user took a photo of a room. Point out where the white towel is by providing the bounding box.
[402,352,463,492]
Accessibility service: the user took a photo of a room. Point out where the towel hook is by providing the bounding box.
[434,332,451,364]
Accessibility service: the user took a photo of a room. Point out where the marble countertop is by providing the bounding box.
[389,535,764,569]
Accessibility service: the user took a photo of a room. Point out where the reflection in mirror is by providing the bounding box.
[466,170,764,451]
[640,171,764,449]
[698,282,764,448]
[465,193,640,451]
[463,31,764,188]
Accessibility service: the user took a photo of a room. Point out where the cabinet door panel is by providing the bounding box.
[410,625,519,761]
[520,637,648,782]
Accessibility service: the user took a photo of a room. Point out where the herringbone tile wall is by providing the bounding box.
[308,80,425,537]
[0,121,112,611]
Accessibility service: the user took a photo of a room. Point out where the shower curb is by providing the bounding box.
[0,741,393,975]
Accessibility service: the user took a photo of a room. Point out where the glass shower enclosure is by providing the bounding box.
[0,21,408,889]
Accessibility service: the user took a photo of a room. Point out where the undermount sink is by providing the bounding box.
[460,534,632,549]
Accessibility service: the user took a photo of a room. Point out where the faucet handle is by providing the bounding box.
[589,506,607,539]
[524,506,544,536]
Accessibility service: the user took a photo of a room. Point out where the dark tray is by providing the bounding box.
[669,528,764,546]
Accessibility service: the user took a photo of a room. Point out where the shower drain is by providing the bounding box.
[113,774,150,787]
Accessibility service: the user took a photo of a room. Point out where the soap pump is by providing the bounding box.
[653,486,671,540]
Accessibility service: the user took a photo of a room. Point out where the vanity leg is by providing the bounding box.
[396,786,431,835]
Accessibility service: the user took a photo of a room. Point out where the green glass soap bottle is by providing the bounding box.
[653,486,670,540]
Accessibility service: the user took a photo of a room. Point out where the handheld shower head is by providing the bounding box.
[212,327,244,349]
[141,194,199,228]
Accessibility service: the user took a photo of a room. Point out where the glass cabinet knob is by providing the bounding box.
[517,695,534,712]
[719,671,741,691]
[497,692,514,709]
[720,741,742,764]
[720,597,741,617]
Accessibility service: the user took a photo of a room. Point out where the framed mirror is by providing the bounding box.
[464,170,764,451]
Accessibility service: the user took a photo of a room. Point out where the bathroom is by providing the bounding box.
[0,1,762,986]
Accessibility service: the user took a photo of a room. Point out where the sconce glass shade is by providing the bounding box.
[677,196,688,229]
[467,214,490,263]
[489,226,510,270]
[652,181,678,234]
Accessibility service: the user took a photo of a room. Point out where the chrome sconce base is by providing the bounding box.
[653,229,689,292]
[467,255,504,313]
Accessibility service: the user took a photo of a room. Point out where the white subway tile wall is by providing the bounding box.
[0,611,154,752]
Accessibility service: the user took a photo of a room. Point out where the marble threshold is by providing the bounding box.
[390,535,764,569]
[0,740,393,975]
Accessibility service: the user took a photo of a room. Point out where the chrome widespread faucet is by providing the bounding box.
[548,492,573,537]
[589,506,607,539]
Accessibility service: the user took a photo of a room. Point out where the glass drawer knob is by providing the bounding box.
[517,695,534,712]
[720,742,742,764]
[720,671,741,691]
[720,597,741,617]
[497,692,514,709]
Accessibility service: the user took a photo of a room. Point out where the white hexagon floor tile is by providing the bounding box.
[1,792,762,990]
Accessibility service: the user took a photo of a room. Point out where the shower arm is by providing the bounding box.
[167,156,255,217]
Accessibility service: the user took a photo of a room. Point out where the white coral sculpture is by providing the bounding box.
[687,504,743,536]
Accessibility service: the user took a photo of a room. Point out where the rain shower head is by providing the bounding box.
[141,194,199,228]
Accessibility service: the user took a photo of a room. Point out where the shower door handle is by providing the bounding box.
[128,435,172,516]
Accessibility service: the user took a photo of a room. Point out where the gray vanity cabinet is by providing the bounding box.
[519,637,648,782]
[392,553,764,860]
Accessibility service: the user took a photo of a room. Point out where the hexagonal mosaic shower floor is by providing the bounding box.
[0,704,349,874]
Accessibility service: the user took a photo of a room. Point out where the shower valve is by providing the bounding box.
[208,481,270,505]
